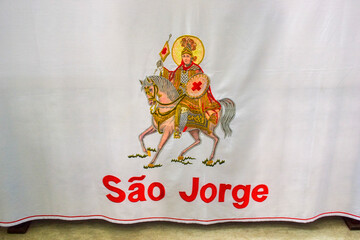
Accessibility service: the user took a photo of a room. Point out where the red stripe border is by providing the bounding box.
[1,211,359,226]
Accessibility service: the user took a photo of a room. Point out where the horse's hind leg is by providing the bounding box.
[178,129,201,160]
[139,126,156,154]
[201,129,219,164]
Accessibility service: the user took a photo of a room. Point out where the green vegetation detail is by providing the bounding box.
[147,147,157,152]
[128,154,148,158]
[202,159,226,167]
[171,156,195,165]
[128,147,157,158]
[143,164,162,169]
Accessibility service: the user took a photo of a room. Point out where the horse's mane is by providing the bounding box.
[142,75,179,101]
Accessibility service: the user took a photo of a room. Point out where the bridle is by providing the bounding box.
[144,83,185,116]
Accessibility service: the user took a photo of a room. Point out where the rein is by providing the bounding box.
[147,84,185,116]
[145,81,185,133]
[147,85,185,106]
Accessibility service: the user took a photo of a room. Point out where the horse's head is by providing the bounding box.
[140,77,157,106]
[140,75,179,107]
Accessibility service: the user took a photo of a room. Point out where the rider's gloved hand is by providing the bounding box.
[156,60,163,69]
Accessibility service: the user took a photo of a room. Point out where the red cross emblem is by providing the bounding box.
[191,81,202,91]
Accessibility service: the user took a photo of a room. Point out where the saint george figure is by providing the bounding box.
[161,37,221,138]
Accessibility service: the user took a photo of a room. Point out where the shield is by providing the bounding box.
[185,73,210,99]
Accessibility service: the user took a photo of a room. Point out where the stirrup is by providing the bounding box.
[174,128,181,139]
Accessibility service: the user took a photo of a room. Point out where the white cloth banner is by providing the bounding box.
[1,0,360,226]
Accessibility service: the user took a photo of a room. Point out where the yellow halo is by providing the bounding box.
[171,35,205,66]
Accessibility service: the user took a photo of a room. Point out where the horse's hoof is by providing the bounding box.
[178,156,184,161]
[147,150,151,157]
[206,160,213,166]
[148,164,155,168]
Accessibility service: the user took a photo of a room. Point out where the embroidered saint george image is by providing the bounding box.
[137,35,236,168]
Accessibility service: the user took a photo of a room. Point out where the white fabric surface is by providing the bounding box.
[0,0,359,226]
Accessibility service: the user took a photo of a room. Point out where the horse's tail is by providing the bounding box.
[219,98,236,138]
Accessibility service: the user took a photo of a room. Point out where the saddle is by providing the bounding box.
[175,103,210,134]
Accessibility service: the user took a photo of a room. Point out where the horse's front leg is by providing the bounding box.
[148,128,172,167]
[139,125,156,154]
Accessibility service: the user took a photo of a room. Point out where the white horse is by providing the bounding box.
[139,75,235,167]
